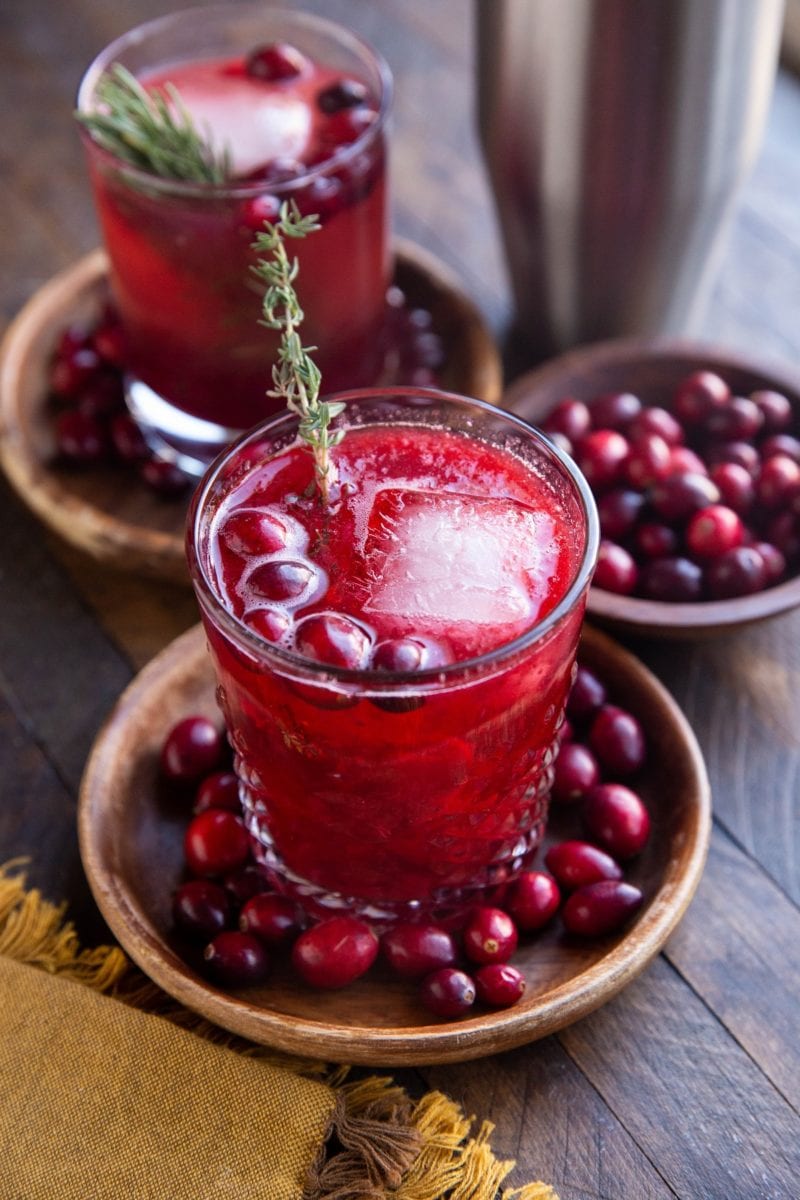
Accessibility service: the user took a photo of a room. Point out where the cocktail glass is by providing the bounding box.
[187,389,598,924]
[77,5,391,472]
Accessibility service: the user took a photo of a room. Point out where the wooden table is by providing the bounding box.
[2,3,799,1197]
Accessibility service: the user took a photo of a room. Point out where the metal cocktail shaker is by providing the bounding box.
[476,0,785,357]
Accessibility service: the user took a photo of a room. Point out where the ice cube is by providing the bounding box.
[362,489,560,632]
[161,69,312,176]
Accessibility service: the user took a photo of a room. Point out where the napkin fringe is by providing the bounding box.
[0,862,557,1200]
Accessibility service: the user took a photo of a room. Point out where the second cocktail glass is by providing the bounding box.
[77,4,392,471]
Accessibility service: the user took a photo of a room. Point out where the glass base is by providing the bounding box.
[125,375,241,478]
[239,778,550,928]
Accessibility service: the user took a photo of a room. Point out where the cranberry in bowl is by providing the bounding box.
[504,338,800,638]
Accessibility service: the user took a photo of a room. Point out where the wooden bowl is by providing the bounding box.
[78,622,710,1066]
[504,338,800,638]
[0,243,502,585]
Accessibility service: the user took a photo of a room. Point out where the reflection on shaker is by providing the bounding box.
[476,0,785,357]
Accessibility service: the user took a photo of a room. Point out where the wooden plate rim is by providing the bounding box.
[78,623,711,1065]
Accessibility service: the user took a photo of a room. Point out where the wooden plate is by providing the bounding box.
[504,337,800,638]
[0,243,502,585]
[78,622,711,1066]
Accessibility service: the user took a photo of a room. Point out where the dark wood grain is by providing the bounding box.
[2,2,800,1198]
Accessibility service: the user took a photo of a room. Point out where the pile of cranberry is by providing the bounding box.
[163,660,649,1020]
[47,292,444,491]
[541,370,800,601]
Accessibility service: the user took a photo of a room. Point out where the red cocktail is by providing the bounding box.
[188,390,598,923]
[77,6,390,466]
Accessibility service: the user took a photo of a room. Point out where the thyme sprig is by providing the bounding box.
[252,202,345,504]
[76,64,231,184]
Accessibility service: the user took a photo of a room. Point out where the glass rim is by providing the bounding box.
[76,2,393,200]
[188,388,600,688]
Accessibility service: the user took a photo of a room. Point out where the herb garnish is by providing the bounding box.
[76,64,230,184]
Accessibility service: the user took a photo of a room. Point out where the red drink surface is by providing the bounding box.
[83,49,388,428]
[193,412,590,918]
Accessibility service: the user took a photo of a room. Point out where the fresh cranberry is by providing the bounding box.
[628,406,683,446]
[504,871,561,932]
[685,505,744,559]
[752,389,793,431]
[589,706,646,776]
[567,666,607,721]
[322,106,377,147]
[184,809,250,877]
[419,968,476,1018]
[50,345,102,399]
[172,880,231,940]
[545,840,623,889]
[583,784,651,858]
[110,413,149,463]
[705,440,760,476]
[463,907,518,965]
[634,522,678,559]
[590,391,642,430]
[245,42,308,81]
[55,324,91,361]
[372,636,445,672]
[56,410,109,463]
[559,717,574,743]
[757,455,800,509]
[639,556,703,602]
[765,510,800,560]
[668,447,708,476]
[245,608,291,643]
[672,370,730,424]
[161,716,224,783]
[77,371,124,419]
[709,462,755,514]
[240,192,281,232]
[295,612,371,669]
[291,917,379,988]
[705,546,768,599]
[248,559,315,602]
[551,742,601,803]
[203,931,270,986]
[220,509,289,556]
[240,893,305,947]
[624,433,672,488]
[223,864,272,906]
[704,395,763,441]
[752,541,786,584]
[294,174,344,220]
[543,397,591,442]
[317,78,369,113]
[561,881,643,936]
[597,489,645,540]
[649,472,721,522]
[474,963,526,1008]
[593,540,638,595]
[194,770,240,815]
[381,924,458,979]
[139,458,191,496]
[92,316,126,366]
[761,434,800,464]
[575,430,630,490]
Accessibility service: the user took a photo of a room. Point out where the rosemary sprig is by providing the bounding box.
[252,202,345,505]
[76,64,230,184]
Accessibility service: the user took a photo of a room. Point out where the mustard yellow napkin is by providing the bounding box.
[0,864,557,1200]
